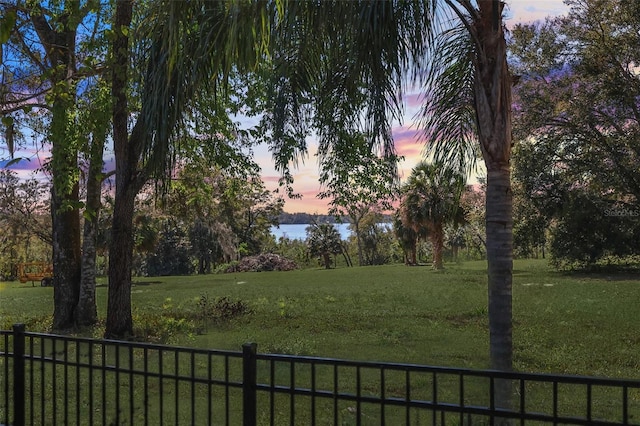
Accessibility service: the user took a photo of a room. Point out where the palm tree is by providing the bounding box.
[267,0,516,410]
[305,223,343,269]
[393,211,423,266]
[418,4,516,403]
[399,162,466,270]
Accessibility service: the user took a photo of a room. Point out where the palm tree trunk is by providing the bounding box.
[430,222,444,270]
[322,253,331,269]
[486,166,513,411]
[475,0,514,413]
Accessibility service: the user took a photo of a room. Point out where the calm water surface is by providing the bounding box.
[270,223,352,240]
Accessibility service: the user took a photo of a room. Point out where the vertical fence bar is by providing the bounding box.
[130,345,135,425]
[207,353,212,426]
[459,373,464,426]
[12,324,26,426]
[311,362,316,426]
[144,347,149,426]
[380,368,385,426]
[175,351,179,425]
[269,360,275,426]
[404,369,410,426]
[28,335,34,426]
[64,339,69,425]
[622,385,628,425]
[40,336,46,423]
[76,340,81,426]
[159,349,164,426]
[3,333,9,426]
[432,372,437,426]
[101,343,107,426]
[242,343,257,426]
[333,365,339,425]
[224,355,230,425]
[290,359,295,424]
[88,341,94,426]
[190,351,196,425]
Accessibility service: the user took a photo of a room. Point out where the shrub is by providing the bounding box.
[221,253,297,272]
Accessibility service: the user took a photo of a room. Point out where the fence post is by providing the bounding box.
[13,323,25,426]
[242,342,257,426]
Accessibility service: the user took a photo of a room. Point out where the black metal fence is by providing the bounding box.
[1,323,639,425]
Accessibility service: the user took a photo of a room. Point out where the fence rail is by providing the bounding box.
[1,324,639,425]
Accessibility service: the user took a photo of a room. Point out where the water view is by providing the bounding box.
[270,223,352,240]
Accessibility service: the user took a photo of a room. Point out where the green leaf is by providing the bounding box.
[0,10,17,44]
[1,116,13,127]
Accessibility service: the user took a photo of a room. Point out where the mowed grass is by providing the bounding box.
[1,259,639,379]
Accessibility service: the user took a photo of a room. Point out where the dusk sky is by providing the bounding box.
[263,0,571,214]
[2,0,570,214]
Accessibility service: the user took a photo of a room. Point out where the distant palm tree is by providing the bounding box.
[306,223,343,269]
[400,162,466,270]
[393,212,424,266]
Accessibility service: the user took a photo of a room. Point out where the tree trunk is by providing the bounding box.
[105,184,138,338]
[105,0,139,339]
[430,222,444,270]
[51,183,81,330]
[485,167,513,407]
[355,222,364,266]
[75,126,107,326]
[31,3,82,332]
[322,253,331,269]
[475,0,514,413]
[50,98,82,331]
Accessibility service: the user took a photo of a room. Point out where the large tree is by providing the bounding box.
[1,1,110,329]
[317,132,398,266]
[510,0,640,267]
[105,0,267,337]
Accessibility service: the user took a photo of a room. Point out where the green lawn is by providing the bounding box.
[1,259,639,379]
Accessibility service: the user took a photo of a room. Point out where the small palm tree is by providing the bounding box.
[400,162,466,270]
[393,211,425,266]
[306,223,343,269]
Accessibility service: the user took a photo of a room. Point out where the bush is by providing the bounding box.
[221,253,297,272]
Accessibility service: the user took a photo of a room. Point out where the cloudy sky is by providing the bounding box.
[260,0,571,214]
[3,0,570,214]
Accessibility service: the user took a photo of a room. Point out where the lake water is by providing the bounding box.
[270,223,352,241]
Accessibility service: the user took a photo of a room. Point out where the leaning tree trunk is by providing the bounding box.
[75,126,108,327]
[430,221,445,270]
[475,0,514,414]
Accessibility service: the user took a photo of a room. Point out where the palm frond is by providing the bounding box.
[267,0,436,185]
[135,0,268,183]
[417,19,479,179]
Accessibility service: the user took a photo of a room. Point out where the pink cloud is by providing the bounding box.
[404,93,425,108]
